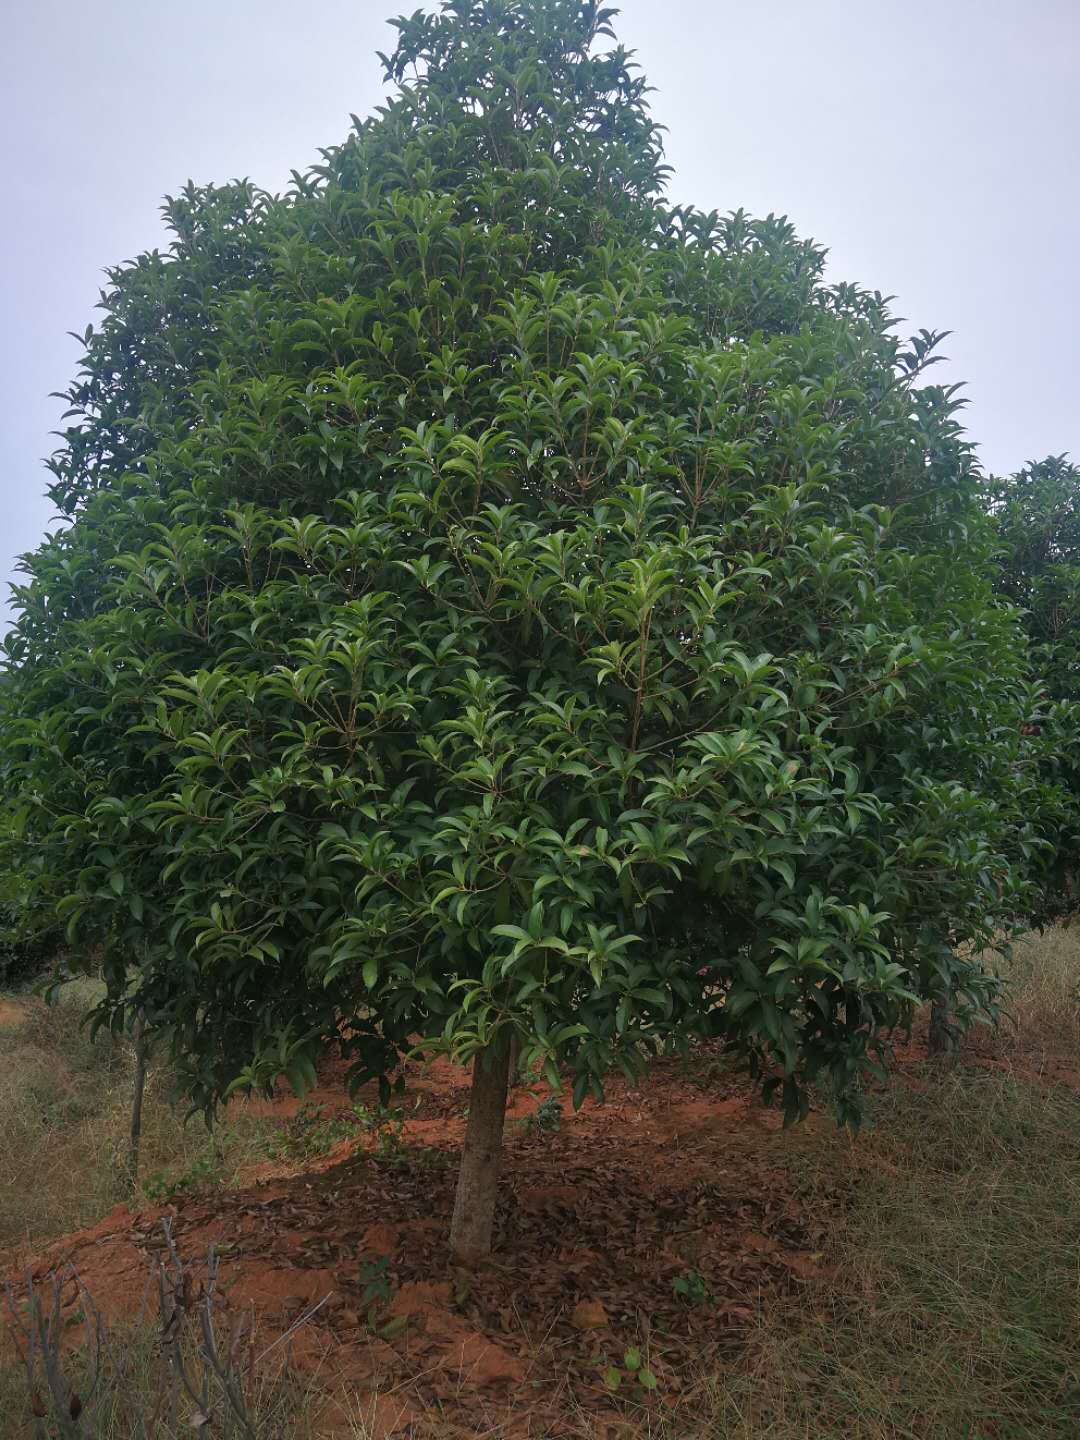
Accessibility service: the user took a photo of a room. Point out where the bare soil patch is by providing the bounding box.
[4,1051,839,1436]
[0,999,29,1030]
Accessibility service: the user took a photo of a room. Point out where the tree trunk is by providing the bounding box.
[449,1038,511,1266]
[927,1000,950,1058]
[127,1011,148,1190]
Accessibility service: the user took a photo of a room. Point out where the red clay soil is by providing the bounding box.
[13,1023,1070,1437]
[0,999,28,1030]
[2,1048,846,1437]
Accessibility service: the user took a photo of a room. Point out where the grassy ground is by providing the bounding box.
[990,922,1080,1066]
[660,923,1080,1440]
[1,927,1078,1437]
[0,978,274,1257]
[694,1071,1080,1439]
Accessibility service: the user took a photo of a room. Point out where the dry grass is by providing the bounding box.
[0,979,274,1258]
[0,1304,320,1439]
[684,1071,1080,1439]
[990,921,1080,1066]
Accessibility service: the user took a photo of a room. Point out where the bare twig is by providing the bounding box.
[4,1218,330,1437]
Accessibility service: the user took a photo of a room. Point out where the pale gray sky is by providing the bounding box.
[3,0,1077,632]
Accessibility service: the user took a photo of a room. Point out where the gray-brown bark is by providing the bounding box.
[127,1010,148,1189]
[448,1038,511,1265]
[927,1000,951,1058]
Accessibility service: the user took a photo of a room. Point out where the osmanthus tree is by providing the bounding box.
[987,455,1080,908]
[1,0,1063,1261]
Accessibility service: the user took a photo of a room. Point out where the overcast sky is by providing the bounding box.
[3,0,1077,632]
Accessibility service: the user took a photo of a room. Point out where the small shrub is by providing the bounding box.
[142,1153,222,1204]
[519,1095,563,1136]
[599,1344,660,1398]
[671,1269,711,1307]
[264,1100,408,1163]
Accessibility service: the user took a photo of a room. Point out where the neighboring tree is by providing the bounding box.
[1,1,1063,1261]
[0,797,62,986]
[987,455,1080,910]
[0,877,61,988]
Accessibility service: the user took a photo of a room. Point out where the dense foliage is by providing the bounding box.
[0,779,61,984]
[988,455,1080,909]
[1,0,1064,1158]
[990,456,1080,704]
[0,895,59,988]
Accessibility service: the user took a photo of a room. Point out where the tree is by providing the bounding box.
[987,455,1080,911]
[989,456,1080,705]
[0,764,62,986]
[1,0,1060,1261]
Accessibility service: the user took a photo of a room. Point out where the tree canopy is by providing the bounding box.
[987,455,1080,908]
[2,0,1070,1259]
